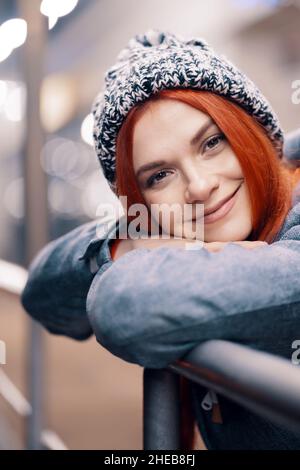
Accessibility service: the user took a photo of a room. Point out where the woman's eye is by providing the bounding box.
[203,133,225,152]
[146,170,172,187]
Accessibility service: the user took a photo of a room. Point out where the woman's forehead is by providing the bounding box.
[132,100,214,165]
[137,98,209,127]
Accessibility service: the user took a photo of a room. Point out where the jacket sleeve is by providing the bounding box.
[21,220,108,340]
[86,214,300,368]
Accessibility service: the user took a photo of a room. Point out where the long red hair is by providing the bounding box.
[114,89,300,449]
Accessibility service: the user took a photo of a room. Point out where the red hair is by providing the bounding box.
[115,89,300,449]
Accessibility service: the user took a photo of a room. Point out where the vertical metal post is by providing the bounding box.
[17,0,48,450]
[143,369,181,450]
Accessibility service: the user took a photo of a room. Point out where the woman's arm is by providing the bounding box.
[21,220,108,340]
[86,208,300,368]
[21,216,236,338]
[113,238,268,260]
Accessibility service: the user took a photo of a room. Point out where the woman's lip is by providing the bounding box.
[191,184,242,225]
[203,184,242,224]
[204,189,237,216]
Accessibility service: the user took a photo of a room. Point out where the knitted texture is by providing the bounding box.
[91,29,284,192]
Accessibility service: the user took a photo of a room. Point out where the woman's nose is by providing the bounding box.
[185,173,220,204]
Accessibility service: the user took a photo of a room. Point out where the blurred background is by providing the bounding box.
[0,0,299,450]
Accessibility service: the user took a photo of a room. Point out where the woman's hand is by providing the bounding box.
[113,237,268,260]
[203,240,268,253]
[113,236,197,260]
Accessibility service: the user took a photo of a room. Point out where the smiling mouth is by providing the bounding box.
[190,183,243,224]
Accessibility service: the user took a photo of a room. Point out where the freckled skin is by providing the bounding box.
[132,99,253,243]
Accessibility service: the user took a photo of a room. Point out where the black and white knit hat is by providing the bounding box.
[92,29,284,193]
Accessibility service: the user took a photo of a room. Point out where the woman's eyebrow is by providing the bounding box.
[190,118,215,146]
[136,118,215,179]
[136,160,167,179]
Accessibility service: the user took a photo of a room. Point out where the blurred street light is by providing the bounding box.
[40,74,76,132]
[81,113,94,146]
[4,83,26,122]
[0,43,13,63]
[40,0,78,30]
[0,80,8,108]
[0,18,27,63]
[48,16,58,30]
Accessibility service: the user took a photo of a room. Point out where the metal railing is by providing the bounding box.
[2,262,300,450]
[3,259,300,451]
[143,341,300,450]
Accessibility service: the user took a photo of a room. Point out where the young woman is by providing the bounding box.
[22,29,300,450]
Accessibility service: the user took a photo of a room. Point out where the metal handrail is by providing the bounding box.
[143,340,300,450]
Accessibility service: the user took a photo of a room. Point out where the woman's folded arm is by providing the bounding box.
[87,222,300,368]
[21,220,106,340]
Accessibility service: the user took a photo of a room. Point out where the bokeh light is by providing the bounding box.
[41,74,76,132]
[40,137,91,180]
[3,177,24,219]
[0,80,8,108]
[81,113,94,146]
[4,84,26,122]
[40,0,79,30]
[48,179,81,217]
[0,18,27,63]
[80,170,122,219]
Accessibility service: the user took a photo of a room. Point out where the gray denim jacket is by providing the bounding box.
[86,195,300,450]
[21,189,300,449]
[21,219,111,340]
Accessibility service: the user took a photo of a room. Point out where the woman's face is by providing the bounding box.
[132,99,253,242]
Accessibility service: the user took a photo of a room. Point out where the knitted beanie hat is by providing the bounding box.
[92,29,283,193]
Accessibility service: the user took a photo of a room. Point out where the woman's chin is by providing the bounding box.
[204,231,252,244]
